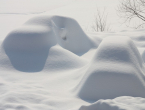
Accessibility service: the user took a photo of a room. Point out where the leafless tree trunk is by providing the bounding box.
[117,0,145,29]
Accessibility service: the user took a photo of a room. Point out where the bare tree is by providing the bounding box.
[92,8,111,32]
[117,0,145,29]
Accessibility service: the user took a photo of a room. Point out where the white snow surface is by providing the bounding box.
[0,0,145,110]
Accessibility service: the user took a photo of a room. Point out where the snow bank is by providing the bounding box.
[79,96,145,110]
[1,14,145,110]
[2,15,96,72]
[24,15,96,54]
[3,25,56,72]
[77,36,145,101]
[43,45,87,71]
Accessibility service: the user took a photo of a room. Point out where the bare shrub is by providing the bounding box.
[92,8,111,32]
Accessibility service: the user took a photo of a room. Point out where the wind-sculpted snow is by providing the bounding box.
[1,15,145,110]
[76,36,145,101]
[24,15,96,54]
[3,25,56,72]
[2,15,96,72]
[79,96,145,110]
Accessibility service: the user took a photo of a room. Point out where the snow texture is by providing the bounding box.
[76,36,145,101]
[0,13,145,110]
[2,15,96,72]
[79,96,145,110]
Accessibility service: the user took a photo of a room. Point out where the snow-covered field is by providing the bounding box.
[0,0,145,110]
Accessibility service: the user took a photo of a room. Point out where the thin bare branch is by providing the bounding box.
[92,7,111,32]
[117,0,145,29]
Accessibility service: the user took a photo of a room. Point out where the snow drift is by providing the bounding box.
[77,36,145,101]
[24,15,96,54]
[79,96,145,110]
[2,15,97,72]
[3,25,56,72]
[1,14,145,110]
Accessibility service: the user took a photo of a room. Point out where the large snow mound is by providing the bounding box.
[2,15,97,72]
[3,15,96,54]
[24,15,96,54]
[77,36,145,101]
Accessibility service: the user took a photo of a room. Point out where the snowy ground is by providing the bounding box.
[0,0,145,110]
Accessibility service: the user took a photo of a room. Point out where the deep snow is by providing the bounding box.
[0,0,145,110]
